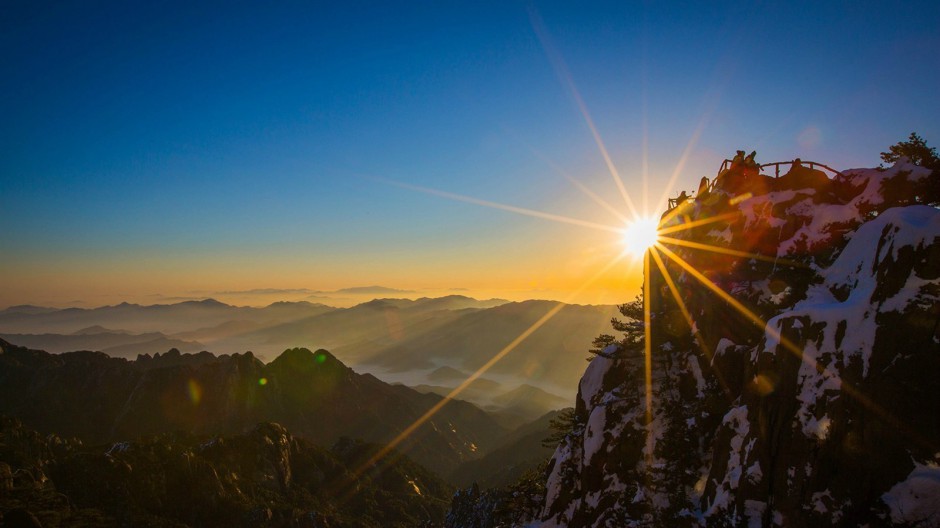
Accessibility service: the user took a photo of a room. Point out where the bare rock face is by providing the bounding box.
[538,160,940,527]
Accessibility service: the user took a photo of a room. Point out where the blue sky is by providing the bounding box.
[2,1,938,307]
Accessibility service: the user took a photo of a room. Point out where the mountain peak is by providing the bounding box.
[270,347,341,370]
[71,325,125,335]
[190,298,227,307]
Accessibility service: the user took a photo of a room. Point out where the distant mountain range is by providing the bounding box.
[0,295,619,402]
[337,300,619,390]
[0,328,205,356]
[0,298,334,336]
[409,381,569,426]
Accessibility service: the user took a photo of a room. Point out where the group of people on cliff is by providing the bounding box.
[668,150,830,211]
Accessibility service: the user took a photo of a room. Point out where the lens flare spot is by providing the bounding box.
[258,377,268,386]
[187,379,202,405]
[314,352,327,364]
[621,217,660,257]
[729,192,753,206]
[750,374,776,396]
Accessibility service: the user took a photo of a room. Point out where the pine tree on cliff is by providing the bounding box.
[590,295,645,357]
[880,131,939,169]
[879,132,940,207]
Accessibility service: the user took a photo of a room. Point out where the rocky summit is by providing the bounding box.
[531,158,939,526]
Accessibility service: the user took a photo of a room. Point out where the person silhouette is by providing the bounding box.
[745,150,758,167]
[698,176,710,195]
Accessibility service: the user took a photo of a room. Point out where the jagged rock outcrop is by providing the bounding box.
[537,159,940,526]
[0,344,506,478]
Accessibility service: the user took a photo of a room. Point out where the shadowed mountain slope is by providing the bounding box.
[0,340,506,478]
[0,416,452,527]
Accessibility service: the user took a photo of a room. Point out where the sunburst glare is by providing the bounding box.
[621,217,660,257]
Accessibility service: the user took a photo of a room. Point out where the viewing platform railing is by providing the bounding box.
[666,159,844,210]
[716,159,844,179]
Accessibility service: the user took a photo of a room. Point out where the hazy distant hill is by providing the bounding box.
[409,378,505,404]
[0,296,613,399]
[491,384,569,420]
[0,329,204,358]
[348,300,620,390]
[216,295,507,359]
[449,409,565,488]
[0,299,334,335]
[409,379,568,424]
[333,285,416,294]
[0,339,505,478]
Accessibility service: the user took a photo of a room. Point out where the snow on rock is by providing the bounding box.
[579,352,614,410]
[882,461,940,526]
[706,406,753,516]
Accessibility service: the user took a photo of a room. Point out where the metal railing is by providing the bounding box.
[667,159,845,210]
[716,159,844,179]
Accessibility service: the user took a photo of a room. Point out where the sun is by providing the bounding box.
[621,216,660,257]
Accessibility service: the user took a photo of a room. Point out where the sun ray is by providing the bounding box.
[649,246,734,399]
[657,211,740,236]
[654,116,710,214]
[561,171,633,225]
[658,235,806,268]
[374,177,623,234]
[640,6,651,219]
[656,243,799,341]
[653,243,936,451]
[643,250,653,468]
[621,216,660,258]
[346,250,628,484]
[641,66,649,218]
[528,7,640,219]
[520,141,632,225]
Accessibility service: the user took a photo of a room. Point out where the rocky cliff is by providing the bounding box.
[537,158,940,526]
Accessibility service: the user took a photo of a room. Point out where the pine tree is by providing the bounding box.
[880,132,939,168]
[585,295,645,359]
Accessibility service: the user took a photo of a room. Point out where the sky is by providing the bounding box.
[2,0,939,308]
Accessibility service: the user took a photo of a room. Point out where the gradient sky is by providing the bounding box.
[2,1,939,308]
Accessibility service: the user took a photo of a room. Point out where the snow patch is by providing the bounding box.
[579,354,614,409]
[583,405,607,466]
[687,355,707,397]
[882,461,940,526]
[706,406,752,516]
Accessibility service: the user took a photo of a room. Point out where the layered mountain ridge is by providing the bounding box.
[0,296,618,397]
